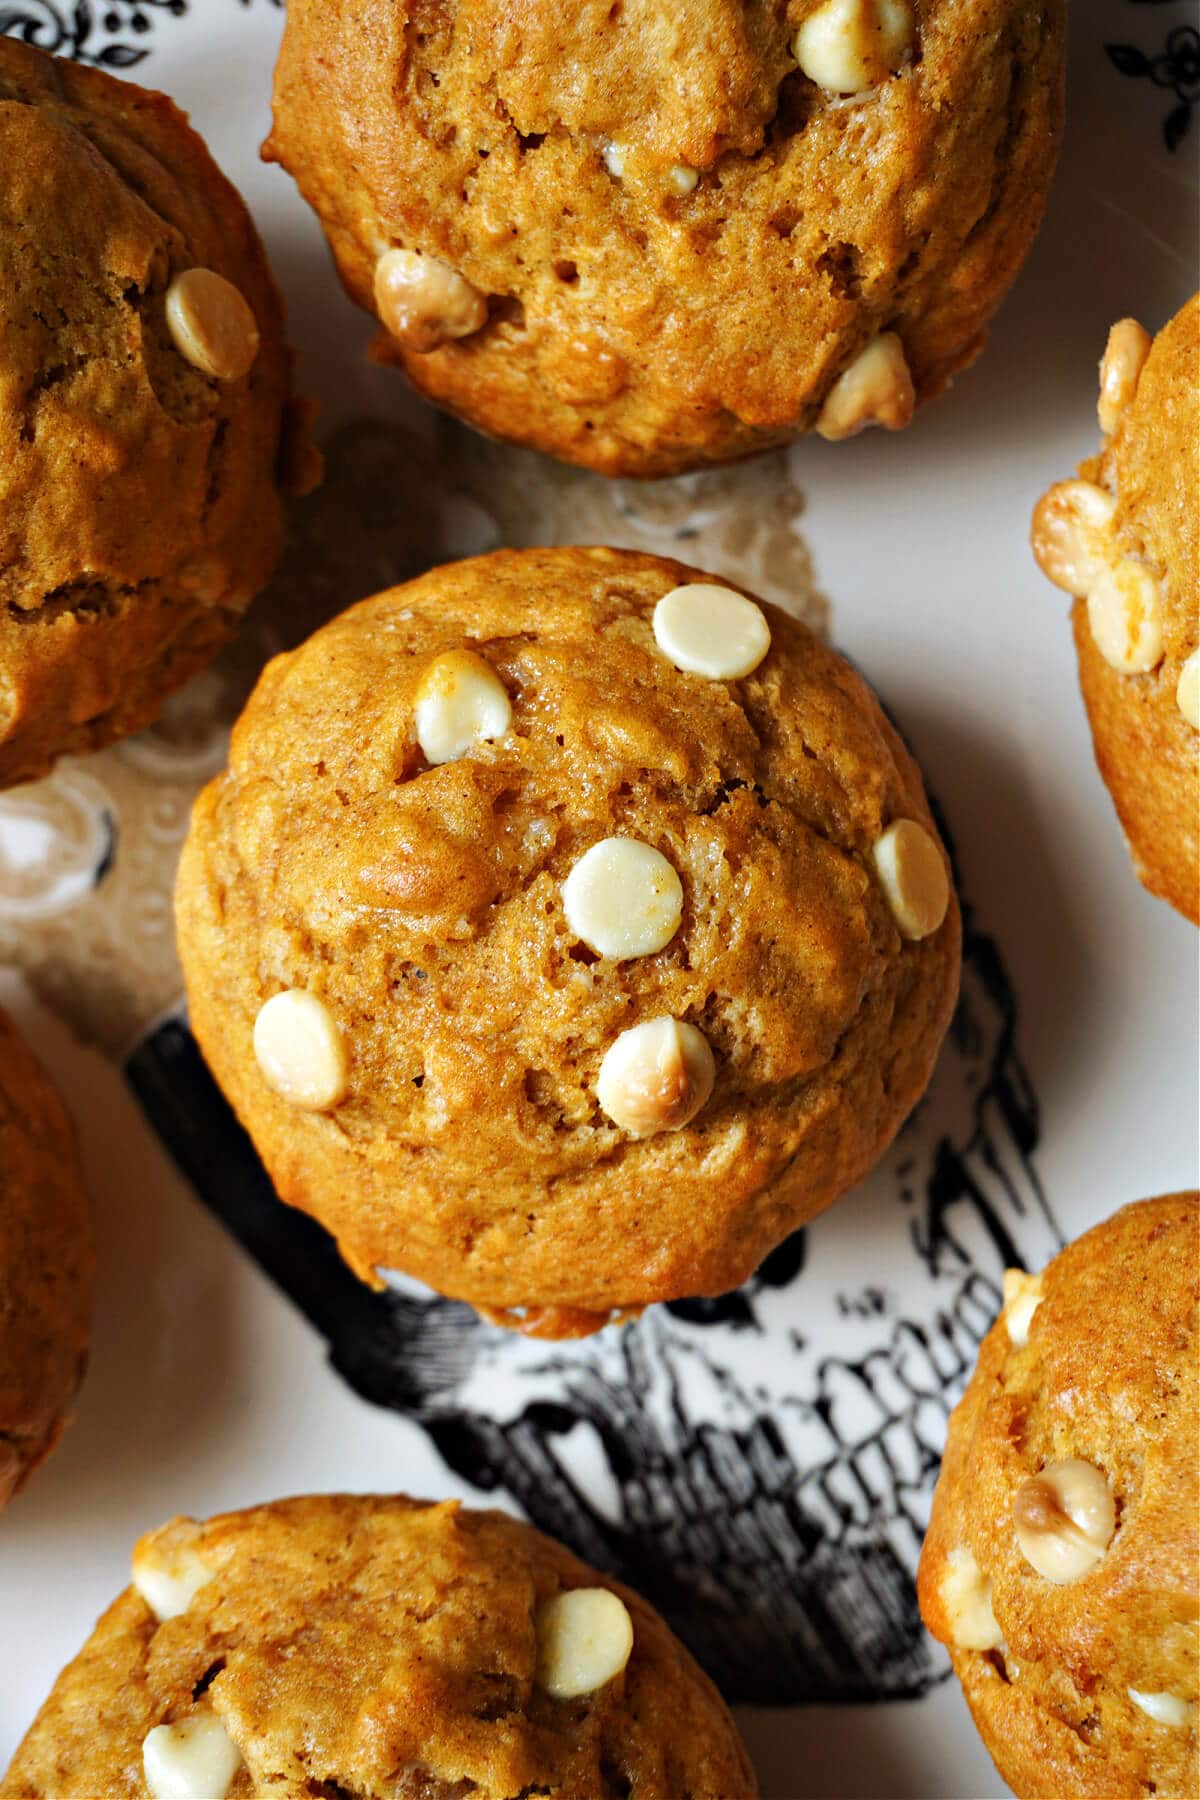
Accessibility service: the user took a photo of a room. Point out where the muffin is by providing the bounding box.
[1032,294,1199,924]
[0,39,312,791]
[175,545,961,1337]
[265,0,1065,477]
[2,1492,759,1798]
[918,1194,1200,1800]
[0,1006,93,1508]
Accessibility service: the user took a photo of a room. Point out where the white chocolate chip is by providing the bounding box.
[596,1017,715,1137]
[1032,479,1166,673]
[1086,557,1164,674]
[1031,479,1117,596]
[165,270,260,383]
[599,142,697,192]
[815,333,916,440]
[562,838,683,960]
[793,0,915,93]
[1013,1459,1116,1584]
[253,989,347,1112]
[374,249,488,354]
[1001,1269,1044,1348]
[536,1588,634,1699]
[1128,1689,1196,1729]
[414,648,512,765]
[1177,650,1200,730]
[872,819,950,941]
[601,140,627,179]
[940,1547,1004,1651]
[143,1716,243,1800]
[653,582,771,680]
[132,1520,213,1623]
[1098,319,1152,437]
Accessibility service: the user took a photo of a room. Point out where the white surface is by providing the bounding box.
[0,3,1197,1795]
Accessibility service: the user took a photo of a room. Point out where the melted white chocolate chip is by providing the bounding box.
[601,140,627,179]
[1031,480,1166,675]
[1098,319,1152,437]
[1013,1459,1116,1584]
[653,582,771,680]
[1001,1269,1044,1348]
[940,1547,1004,1651]
[562,838,683,960]
[132,1520,213,1623]
[1128,1689,1196,1729]
[598,142,697,194]
[536,1588,634,1698]
[374,249,487,354]
[253,989,348,1112]
[596,1017,715,1137]
[792,0,915,94]
[872,819,950,941]
[815,333,916,440]
[165,270,260,383]
[1176,650,1200,730]
[1032,480,1116,595]
[143,1716,243,1800]
[414,649,512,765]
[1086,558,1164,674]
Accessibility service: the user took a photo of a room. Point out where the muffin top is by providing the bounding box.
[0,1006,93,1509]
[175,546,960,1333]
[918,1194,1199,1800]
[0,38,295,787]
[1032,293,1199,922]
[266,0,1064,474]
[2,1493,758,1800]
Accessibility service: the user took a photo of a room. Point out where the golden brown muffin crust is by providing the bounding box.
[0,39,294,789]
[266,0,1065,475]
[1078,297,1199,923]
[0,1006,93,1508]
[918,1195,1200,1800]
[175,545,960,1333]
[2,1493,759,1799]
[1034,294,1199,924]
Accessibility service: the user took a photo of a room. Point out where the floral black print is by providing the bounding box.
[1107,21,1200,152]
[0,0,280,70]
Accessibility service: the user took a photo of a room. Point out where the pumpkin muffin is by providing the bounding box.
[265,0,1065,476]
[2,1492,759,1799]
[1032,294,1199,924]
[175,545,961,1337]
[0,39,312,791]
[0,1006,93,1508]
[918,1194,1200,1800]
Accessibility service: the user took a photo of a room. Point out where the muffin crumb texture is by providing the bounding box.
[266,0,1065,474]
[1,1494,759,1799]
[0,38,293,788]
[918,1194,1200,1800]
[0,1006,93,1510]
[175,546,960,1333]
